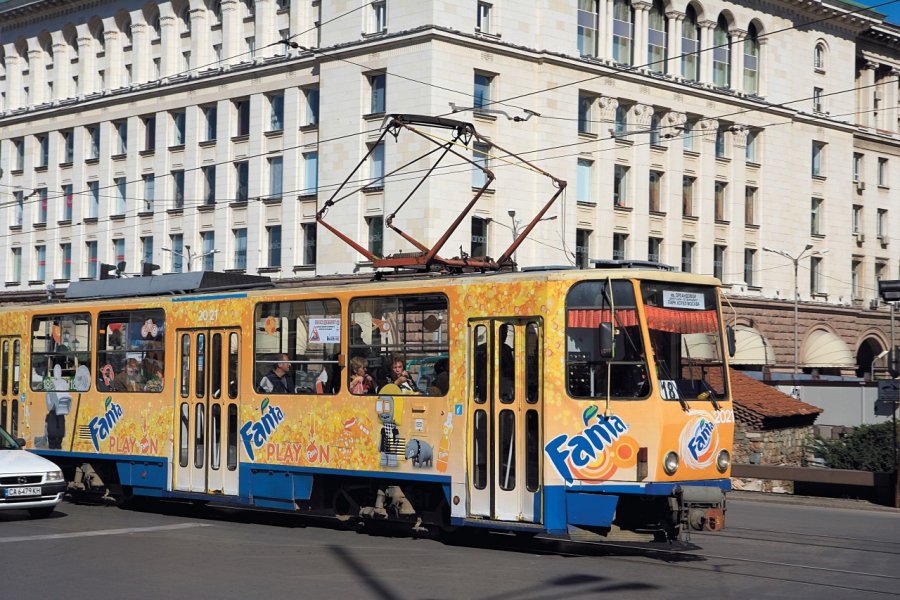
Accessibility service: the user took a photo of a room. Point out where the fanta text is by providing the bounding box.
[240,399,285,461]
[545,413,629,484]
[687,419,715,461]
[88,397,124,452]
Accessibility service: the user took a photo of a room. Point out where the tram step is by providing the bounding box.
[460,518,545,532]
[568,525,655,543]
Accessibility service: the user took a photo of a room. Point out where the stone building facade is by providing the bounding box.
[0,0,898,376]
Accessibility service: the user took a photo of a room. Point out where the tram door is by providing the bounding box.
[0,338,21,436]
[467,319,543,522]
[174,329,241,495]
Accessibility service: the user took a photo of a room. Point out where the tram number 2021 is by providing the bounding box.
[197,308,220,322]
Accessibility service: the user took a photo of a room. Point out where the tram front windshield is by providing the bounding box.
[640,282,727,401]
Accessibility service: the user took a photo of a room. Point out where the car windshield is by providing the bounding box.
[0,426,21,450]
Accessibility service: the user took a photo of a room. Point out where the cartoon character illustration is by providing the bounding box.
[376,396,401,467]
[405,438,433,468]
[44,364,72,450]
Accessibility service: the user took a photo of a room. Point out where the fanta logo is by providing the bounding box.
[544,406,630,484]
[679,413,719,469]
[240,398,285,461]
[88,396,124,452]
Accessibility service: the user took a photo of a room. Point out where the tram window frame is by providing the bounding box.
[348,293,450,396]
[30,313,93,394]
[253,298,342,395]
[12,340,20,396]
[565,280,649,400]
[2,339,8,395]
[96,309,165,393]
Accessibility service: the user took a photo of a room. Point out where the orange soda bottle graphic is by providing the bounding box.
[436,411,454,473]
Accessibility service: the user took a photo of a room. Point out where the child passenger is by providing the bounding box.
[349,356,375,394]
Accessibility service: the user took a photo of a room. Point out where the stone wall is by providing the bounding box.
[733,421,816,465]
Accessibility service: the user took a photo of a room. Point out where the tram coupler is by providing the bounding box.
[675,485,726,532]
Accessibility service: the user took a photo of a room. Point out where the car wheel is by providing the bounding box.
[28,506,55,519]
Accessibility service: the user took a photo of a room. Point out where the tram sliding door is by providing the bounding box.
[0,337,21,436]
[174,329,241,495]
[467,319,542,522]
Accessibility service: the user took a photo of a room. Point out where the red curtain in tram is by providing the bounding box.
[644,306,718,333]
[567,309,638,328]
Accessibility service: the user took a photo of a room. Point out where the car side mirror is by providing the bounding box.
[15,437,26,448]
[599,323,615,359]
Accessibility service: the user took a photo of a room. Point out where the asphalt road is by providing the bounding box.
[1,494,898,600]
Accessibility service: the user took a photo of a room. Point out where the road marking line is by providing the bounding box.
[0,522,213,544]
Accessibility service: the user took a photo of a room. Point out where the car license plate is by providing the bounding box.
[5,487,41,497]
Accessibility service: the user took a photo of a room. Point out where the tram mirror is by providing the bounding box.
[890,347,900,379]
[142,262,161,277]
[726,325,736,358]
[598,323,614,359]
[100,263,118,280]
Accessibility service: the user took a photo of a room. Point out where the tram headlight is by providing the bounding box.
[663,451,679,475]
[716,449,731,473]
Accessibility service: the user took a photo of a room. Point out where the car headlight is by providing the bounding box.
[45,470,64,483]
[663,451,679,475]
[716,450,731,473]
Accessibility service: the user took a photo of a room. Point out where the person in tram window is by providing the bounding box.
[259,353,292,394]
[386,355,413,391]
[349,355,375,394]
[428,358,449,396]
[113,358,143,392]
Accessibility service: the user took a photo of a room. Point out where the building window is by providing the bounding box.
[142,236,154,267]
[743,249,756,286]
[268,157,283,199]
[269,93,284,131]
[369,143,385,189]
[877,209,887,240]
[474,72,493,112]
[811,141,825,177]
[36,188,48,224]
[578,93,593,134]
[477,1,493,33]
[365,216,384,258]
[235,161,249,202]
[682,175,694,217]
[143,116,156,151]
[203,105,217,141]
[303,152,318,195]
[852,260,862,299]
[715,129,727,158]
[745,130,758,163]
[10,247,23,283]
[35,245,47,282]
[88,126,100,159]
[267,226,282,268]
[575,229,591,268]
[612,233,627,260]
[682,119,695,151]
[170,234,184,273]
[113,238,125,267]
[471,216,489,257]
[115,120,128,154]
[878,158,888,187]
[369,73,386,115]
[12,138,25,170]
[812,87,824,113]
[613,165,628,207]
[473,142,491,189]
[745,186,757,226]
[814,43,825,70]
[577,0,599,56]
[86,241,98,279]
[114,177,126,216]
[197,232,214,271]
[853,152,863,182]
[13,190,24,227]
[304,87,320,126]
[62,184,74,222]
[712,16,731,88]
[612,0,634,65]
[62,129,74,163]
[649,111,661,145]
[681,6,700,81]
[60,243,72,280]
[245,37,255,60]
[577,158,593,204]
[852,205,862,234]
[713,244,725,280]
[203,166,216,205]
[648,171,662,212]
[809,256,821,294]
[681,241,694,273]
[88,181,100,218]
[647,0,667,72]
[648,237,662,263]
[372,0,387,33]
[302,223,317,266]
[810,197,823,235]
[614,105,628,137]
[173,170,185,209]
[234,229,248,270]
[172,110,186,145]
[37,134,48,167]
[714,181,727,221]
[743,24,759,95]
[143,174,155,212]
[235,98,251,136]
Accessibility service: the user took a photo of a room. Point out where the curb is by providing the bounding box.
[729,489,900,513]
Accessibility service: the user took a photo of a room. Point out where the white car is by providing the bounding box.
[0,426,66,518]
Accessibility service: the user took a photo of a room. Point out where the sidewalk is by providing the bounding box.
[729,489,900,513]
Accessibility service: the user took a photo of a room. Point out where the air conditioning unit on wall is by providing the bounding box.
[870,298,881,310]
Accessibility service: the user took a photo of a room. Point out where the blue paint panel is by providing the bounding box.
[568,478,731,496]
[250,469,294,501]
[113,459,167,490]
[543,486,568,533]
[565,491,618,528]
[255,498,297,511]
[172,293,248,302]
[293,474,313,501]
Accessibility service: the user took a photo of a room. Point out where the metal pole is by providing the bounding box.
[892,301,899,508]
[793,258,799,379]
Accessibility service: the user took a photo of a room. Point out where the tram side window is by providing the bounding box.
[30,314,92,398]
[565,280,648,399]
[348,294,449,395]
[254,298,341,395]
[96,309,165,393]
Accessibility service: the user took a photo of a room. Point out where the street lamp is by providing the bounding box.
[506,210,558,266]
[763,244,830,395]
[161,245,219,272]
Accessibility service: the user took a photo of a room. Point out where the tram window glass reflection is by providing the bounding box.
[2,340,8,395]
[565,280,648,399]
[473,325,488,404]
[254,298,341,394]
[30,313,92,397]
[525,322,540,404]
[96,309,164,393]
[12,340,20,395]
[348,294,449,395]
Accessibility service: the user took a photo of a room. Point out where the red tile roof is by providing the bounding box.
[729,370,822,427]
